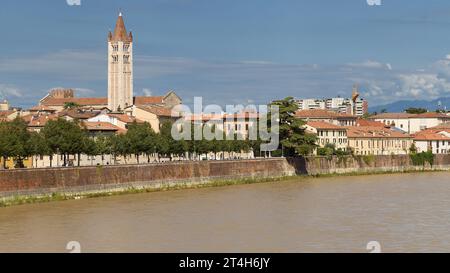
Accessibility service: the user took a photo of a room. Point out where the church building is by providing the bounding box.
[39,13,182,115]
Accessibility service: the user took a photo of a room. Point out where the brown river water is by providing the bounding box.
[0,172,449,253]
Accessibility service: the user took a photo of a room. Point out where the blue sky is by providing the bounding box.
[2,0,450,108]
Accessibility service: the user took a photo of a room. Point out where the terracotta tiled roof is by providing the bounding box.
[415,112,450,119]
[20,114,33,123]
[0,110,16,121]
[137,105,175,117]
[295,109,356,119]
[370,112,450,120]
[430,122,450,130]
[108,113,144,123]
[414,131,450,141]
[58,109,101,120]
[82,122,121,132]
[306,121,344,130]
[356,119,387,127]
[346,126,412,139]
[134,96,164,105]
[29,105,56,112]
[369,113,415,119]
[41,96,166,107]
[41,97,108,106]
[27,114,59,127]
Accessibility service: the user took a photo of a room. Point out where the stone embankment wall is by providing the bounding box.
[1,155,449,198]
[0,159,295,198]
[288,154,450,175]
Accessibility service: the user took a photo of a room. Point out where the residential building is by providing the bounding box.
[22,113,59,132]
[356,119,387,128]
[83,121,124,138]
[0,110,19,122]
[130,105,179,133]
[346,126,413,155]
[295,109,357,126]
[370,112,450,134]
[414,131,450,154]
[296,85,369,116]
[58,108,105,121]
[187,112,261,140]
[413,123,450,154]
[87,113,143,130]
[304,121,348,151]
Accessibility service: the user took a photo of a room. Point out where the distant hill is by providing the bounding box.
[369,97,450,113]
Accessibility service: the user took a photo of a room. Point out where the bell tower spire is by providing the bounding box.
[108,12,134,112]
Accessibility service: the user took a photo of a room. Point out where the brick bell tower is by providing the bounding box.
[108,12,134,112]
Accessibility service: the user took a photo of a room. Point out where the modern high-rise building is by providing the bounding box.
[108,12,134,112]
[296,85,368,116]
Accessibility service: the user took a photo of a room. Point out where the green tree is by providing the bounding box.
[94,136,112,165]
[41,118,87,166]
[126,122,156,164]
[405,107,427,114]
[81,137,97,166]
[409,143,418,154]
[269,97,317,156]
[317,143,335,157]
[0,118,31,168]
[28,131,51,168]
[64,102,81,110]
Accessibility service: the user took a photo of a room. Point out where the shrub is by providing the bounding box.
[410,151,434,166]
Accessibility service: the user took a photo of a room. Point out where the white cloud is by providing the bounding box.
[74,88,96,95]
[347,60,392,70]
[142,88,153,96]
[0,84,23,98]
[395,73,450,98]
[2,49,450,107]
[0,50,104,81]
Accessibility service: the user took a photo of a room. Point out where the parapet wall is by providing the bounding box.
[0,159,295,198]
[1,155,449,198]
[288,154,450,175]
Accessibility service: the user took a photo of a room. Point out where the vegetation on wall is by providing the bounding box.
[410,151,434,167]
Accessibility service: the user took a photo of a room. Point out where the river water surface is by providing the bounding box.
[1,172,450,253]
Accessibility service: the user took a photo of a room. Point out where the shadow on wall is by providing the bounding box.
[286,157,307,175]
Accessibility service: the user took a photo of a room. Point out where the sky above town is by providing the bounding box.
[2,0,450,108]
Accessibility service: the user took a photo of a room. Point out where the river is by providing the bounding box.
[0,172,449,253]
